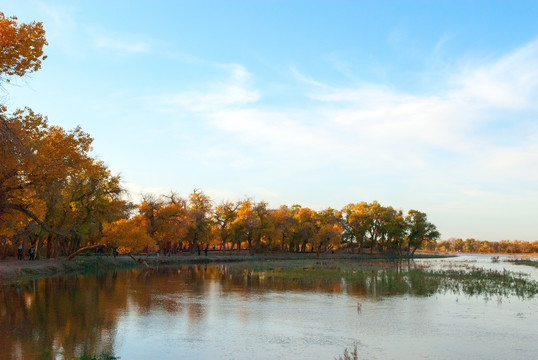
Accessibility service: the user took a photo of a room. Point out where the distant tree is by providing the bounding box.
[293,207,317,253]
[383,208,407,255]
[314,207,342,255]
[341,202,370,254]
[252,201,272,252]
[212,200,238,250]
[185,189,212,252]
[405,210,440,256]
[232,200,258,254]
[365,201,384,254]
[268,205,294,251]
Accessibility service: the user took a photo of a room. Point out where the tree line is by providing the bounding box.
[427,238,538,254]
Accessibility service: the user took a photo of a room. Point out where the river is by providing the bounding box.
[1,254,537,359]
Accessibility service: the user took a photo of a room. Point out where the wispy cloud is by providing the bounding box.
[145,38,538,228]
[187,41,536,190]
[93,37,149,53]
[161,64,260,111]
[290,66,328,88]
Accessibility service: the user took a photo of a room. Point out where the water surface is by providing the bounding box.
[1,255,536,359]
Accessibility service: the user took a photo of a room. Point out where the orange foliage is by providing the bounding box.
[102,216,156,254]
[0,12,47,81]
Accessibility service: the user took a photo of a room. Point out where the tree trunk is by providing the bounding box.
[128,253,150,268]
[68,244,104,260]
[247,232,253,255]
[46,234,55,258]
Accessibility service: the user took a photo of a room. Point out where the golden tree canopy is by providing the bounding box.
[0,12,47,82]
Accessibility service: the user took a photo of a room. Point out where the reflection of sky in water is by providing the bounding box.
[116,290,361,360]
[0,255,536,360]
[416,254,538,278]
[113,255,538,360]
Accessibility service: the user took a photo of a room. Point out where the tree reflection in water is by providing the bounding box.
[0,260,536,359]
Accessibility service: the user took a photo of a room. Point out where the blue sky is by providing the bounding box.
[3,1,538,241]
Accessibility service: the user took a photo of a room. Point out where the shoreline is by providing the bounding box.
[0,252,455,285]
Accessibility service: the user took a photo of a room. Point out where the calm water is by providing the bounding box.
[1,255,537,360]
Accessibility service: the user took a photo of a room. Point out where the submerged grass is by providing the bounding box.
[509,259,538,268]
[232,259,538,299]
[335,343,360,360]
[426,267,538,298]
[78,354,119,360]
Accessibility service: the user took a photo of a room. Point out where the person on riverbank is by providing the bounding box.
[17,245,23,260]
[204,245,208,256]
[28,246,35,260]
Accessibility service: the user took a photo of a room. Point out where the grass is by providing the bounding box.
[78,354,119,360]
[509,259,538,268]
[426,267,538,298]
[335,344,359,360]
[229,258,538,298]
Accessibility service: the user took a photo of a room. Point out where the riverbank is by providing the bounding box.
[0,251,453,285]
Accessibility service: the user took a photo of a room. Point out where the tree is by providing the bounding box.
[268,205,294,251]
[252,201,272,252]
[380,207,407,255]
[292,207,317,253]
[341,202,371,254]
[185,189,212,252]
[0,12,47,83]
[232,200,258,254]
[405,210,440,256]
[212,200,238,250]
[1,109,127,257]
[102,217,156,254]
[365,201,384,254]
[139,192,190,253]
[138,193,163,239]
[314,208,342,255]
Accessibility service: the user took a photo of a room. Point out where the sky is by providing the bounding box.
[2,1,538,242]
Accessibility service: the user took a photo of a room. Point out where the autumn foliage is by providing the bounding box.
[102,217,156,254]
[0,12,47,81]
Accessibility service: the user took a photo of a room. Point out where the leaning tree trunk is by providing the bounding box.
[127,253,150,268]
[67,244,104,260]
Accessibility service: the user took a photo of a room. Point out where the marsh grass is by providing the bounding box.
[335,343,359,360]
[232,259,538,298]
[426,267,538,298]
[509,259,538,268]
[78,354,119,360]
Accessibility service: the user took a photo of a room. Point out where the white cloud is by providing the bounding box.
[163,85,259,112]
[451,40,538,108]
[290,66,328,88]
[93,37,149,53]
[161,64,259,111]
[149,39,538,240]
